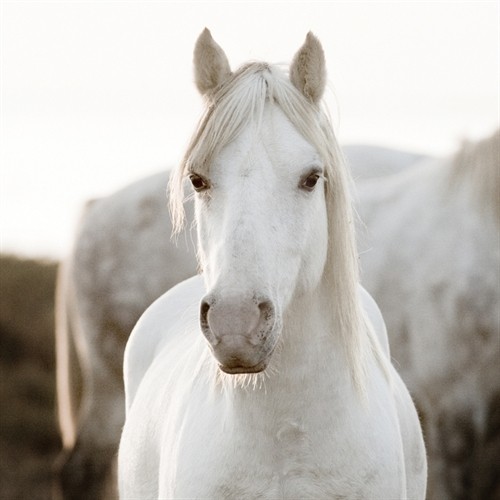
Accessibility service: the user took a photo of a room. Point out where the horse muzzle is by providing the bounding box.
[199,293,277,374]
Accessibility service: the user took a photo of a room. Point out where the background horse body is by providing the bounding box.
[356,129,500,499]
[55,120,499,499]
[54,144,422,497]
[118,31,425,498]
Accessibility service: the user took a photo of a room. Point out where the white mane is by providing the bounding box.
[450,127,499,222]
[169,62,371,393]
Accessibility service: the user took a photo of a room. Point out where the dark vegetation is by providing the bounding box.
[0,254,60,499]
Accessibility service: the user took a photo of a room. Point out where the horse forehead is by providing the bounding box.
[217,108,319,181]
[262,108,319,167]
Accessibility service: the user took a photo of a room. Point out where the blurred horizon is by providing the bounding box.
[2,1,499,259]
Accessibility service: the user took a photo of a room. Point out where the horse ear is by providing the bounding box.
[194,28,232,96]
[290,32,326,104]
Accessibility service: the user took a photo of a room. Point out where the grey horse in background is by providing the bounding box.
[54,144,425,499]
[356,129,500,500]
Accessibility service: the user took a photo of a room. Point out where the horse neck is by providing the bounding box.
[218,279,359,433]
[264,279,352,394]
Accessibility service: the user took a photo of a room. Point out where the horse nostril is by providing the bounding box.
[258,300,274,323]
[200,299,221,346]
[200,300,210,330]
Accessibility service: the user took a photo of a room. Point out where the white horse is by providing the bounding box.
[118,30,426,499]
[356,128,500,500]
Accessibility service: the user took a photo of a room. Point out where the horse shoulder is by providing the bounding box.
[392,368,428,499]
[123,275,204,412]
[359,285,427,497]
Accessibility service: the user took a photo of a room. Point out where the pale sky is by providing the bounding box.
[1,1,499,258]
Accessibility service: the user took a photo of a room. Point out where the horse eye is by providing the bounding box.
[301,172,321,191]
[189,174,209,192]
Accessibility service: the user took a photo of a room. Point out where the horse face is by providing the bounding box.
[193,104,329,374]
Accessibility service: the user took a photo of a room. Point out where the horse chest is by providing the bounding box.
[164,409,404,499]
[168,425,321,498]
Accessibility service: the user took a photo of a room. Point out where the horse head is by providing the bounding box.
[180,30,329,374]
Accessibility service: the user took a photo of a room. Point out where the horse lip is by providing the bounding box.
[218,359,268,375]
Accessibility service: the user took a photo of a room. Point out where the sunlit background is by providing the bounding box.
[2,1,499,258]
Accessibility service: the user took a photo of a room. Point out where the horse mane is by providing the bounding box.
[169,62,371,393]
[450,127,500,222]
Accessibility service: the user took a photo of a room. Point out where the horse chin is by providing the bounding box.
[218,359,269,375]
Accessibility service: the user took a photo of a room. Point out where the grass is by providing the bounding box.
[0,254,61,499]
